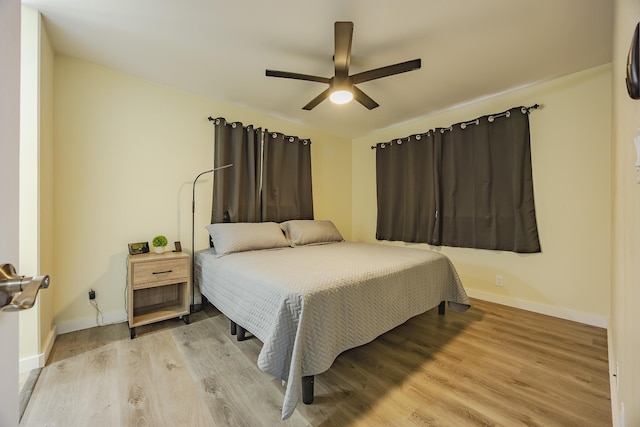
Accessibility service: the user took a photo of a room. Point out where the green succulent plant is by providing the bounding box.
[152,235,168,248]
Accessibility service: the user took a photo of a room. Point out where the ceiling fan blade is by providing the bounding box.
[351,58,421,84]
[334,21,353,78]
[302,88,331,110]
[266,70,331,84]
[352,86,379,110]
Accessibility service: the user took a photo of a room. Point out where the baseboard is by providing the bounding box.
[19,325,57,372]
[19,353,41,373]
[466,289,608,328]
[608,326,620,427]
[42,326,56,365]
[56,308,128,335]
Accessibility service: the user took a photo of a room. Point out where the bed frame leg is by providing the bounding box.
[230,320,248,341]
[302,375,314,404]
[237,326,246,341]
[438,300,446,315]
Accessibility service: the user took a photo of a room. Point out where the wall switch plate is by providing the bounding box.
[496,275,504,287]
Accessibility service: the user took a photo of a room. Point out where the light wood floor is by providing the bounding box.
[20,298,611,426]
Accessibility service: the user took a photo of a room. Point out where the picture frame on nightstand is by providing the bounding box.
[128,241,150,255]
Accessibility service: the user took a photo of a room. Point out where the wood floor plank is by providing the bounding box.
[119,331,216,426]
[21,298,611,426]
[173,315,312,426]
[21,332,123,426]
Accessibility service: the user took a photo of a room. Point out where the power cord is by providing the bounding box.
[89,295,119,327]
[87,259,129,328]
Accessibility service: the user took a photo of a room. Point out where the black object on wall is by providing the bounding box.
[626,22,640,100]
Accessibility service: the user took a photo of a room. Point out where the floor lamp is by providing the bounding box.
[191,163,232,313]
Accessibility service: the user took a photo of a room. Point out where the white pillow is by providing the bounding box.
[206,222,290,256]
[280,220,344,247]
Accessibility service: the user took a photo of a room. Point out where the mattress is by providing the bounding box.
[194,241,470,419]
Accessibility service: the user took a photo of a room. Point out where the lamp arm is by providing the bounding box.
[190,163,233,312]
[191,164,234,213]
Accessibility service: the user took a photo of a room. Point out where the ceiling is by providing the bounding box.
[22,0,613,139]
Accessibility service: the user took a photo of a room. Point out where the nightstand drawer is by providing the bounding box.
[132,259,188,288]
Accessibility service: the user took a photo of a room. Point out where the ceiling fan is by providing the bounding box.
[265,21,421,110]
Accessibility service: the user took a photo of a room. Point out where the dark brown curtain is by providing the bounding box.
[261,131,314,222]
[376,133,440,244]
[439,108,540,252]
[211,118,261,223]
[375,106,541,253]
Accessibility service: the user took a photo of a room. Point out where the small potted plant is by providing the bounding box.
[152,235,168,254]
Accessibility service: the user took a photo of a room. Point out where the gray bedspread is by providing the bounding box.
[194,241,470,419]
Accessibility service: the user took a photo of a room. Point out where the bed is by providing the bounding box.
[194,220,470,419]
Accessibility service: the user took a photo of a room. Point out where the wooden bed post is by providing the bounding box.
[438,300,446,315]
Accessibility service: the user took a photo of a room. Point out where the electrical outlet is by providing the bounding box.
[87,289,96,306]
[496,275,504,287]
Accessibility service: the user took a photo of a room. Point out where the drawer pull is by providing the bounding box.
[152,270,173,275]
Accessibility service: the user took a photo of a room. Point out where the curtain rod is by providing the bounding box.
[207,116,311,144]
[370,104,541,149]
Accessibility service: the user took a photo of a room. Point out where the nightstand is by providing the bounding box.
[127,251,190,339]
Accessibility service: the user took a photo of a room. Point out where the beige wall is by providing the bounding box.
[352,65,612,326]
[52,56,351,331]
[611,0,640,425]
[19,6,55,371]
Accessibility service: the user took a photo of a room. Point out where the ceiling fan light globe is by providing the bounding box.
[330,90,353,104]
